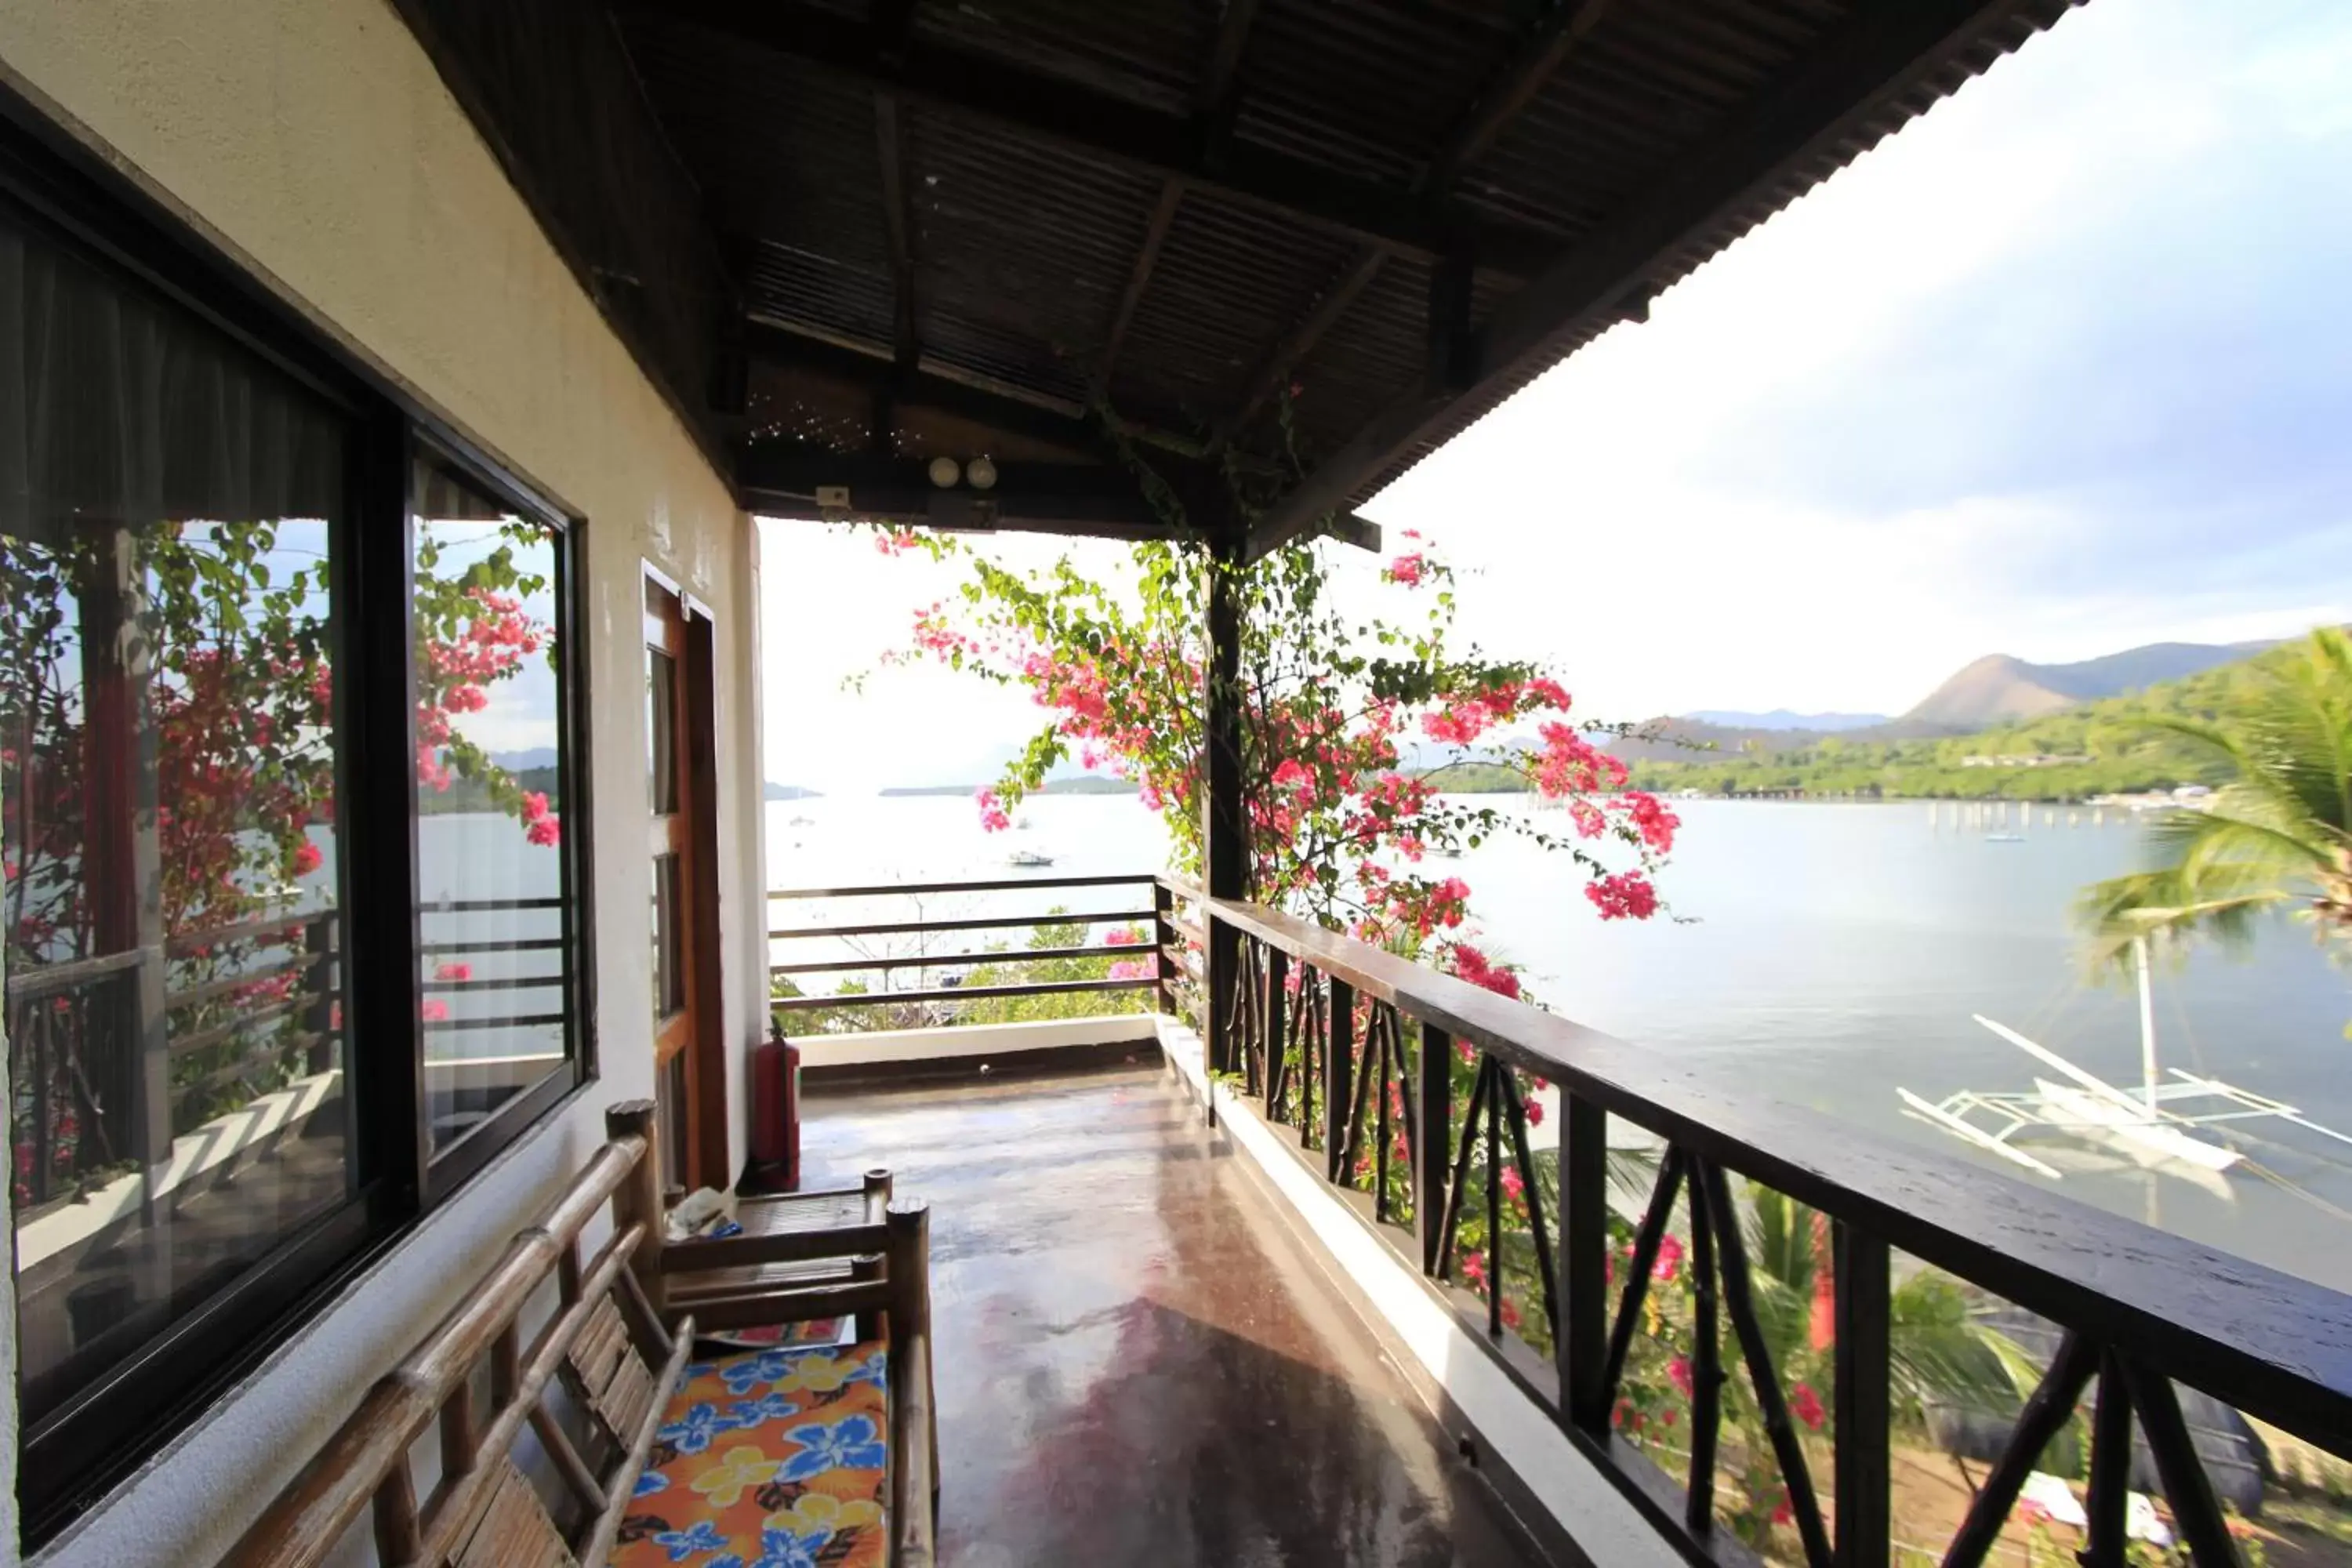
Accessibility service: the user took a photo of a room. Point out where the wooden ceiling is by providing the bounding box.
[394,0,2081,551]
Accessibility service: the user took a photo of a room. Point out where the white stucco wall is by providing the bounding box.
[0,0,767,1560]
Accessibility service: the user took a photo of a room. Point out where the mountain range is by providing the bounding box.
[1642,638,2278,760]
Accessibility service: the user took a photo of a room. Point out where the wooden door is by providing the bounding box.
[646,572,725,1196]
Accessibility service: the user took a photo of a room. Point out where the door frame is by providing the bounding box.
[644,561,728,1194]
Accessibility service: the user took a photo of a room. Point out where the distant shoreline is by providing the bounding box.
[877,779,1141,798]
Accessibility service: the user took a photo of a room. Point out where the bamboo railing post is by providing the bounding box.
[606,1099,666,1317]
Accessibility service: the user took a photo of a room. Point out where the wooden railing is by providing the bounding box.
[7,909,338,1208]
[6,896,561,1209]
[1181,880,2352,1567]
[767,873,1176,1028]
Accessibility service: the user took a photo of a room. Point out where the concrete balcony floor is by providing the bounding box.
[800,1059,1548,1568]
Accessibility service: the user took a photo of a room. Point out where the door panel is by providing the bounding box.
[645,574,725,1193]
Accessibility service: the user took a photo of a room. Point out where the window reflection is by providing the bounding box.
[2,207,350,1425]
[412,457,574,1151]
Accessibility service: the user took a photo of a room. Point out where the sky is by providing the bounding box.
[757,0,2352,794]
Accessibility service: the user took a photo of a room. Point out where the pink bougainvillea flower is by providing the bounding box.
[1383,552,1425,586]
[1667,1356,1693,1399]
[1653,1232,1685,1283]
[525,815,561,848]
[291,840,323,877]
[1586,871,1659,921]
[1788,1381,1826,1431]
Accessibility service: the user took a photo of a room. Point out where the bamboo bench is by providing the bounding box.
[229,1101,936,1567]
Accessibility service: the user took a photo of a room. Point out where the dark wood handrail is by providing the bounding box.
[774,942,1141,975]
[1197,888,2352,1457]
[774,976,1155,1013]
[769,909,1157,942]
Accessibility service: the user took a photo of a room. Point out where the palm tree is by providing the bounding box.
[2079,628,2352,968]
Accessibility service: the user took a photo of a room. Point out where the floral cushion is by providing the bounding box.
[615,1340,891,1568]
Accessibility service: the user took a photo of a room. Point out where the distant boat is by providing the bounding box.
[1014,815,1035,830]
[1984,832,2025,843]
[786,814,815,827]
[1898,937,2352,1188]
[1007,848,1054,868]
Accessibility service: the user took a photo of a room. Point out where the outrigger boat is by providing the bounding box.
[1899,937,2352,1185]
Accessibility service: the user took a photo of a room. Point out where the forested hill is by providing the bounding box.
[1614,642,2300,800]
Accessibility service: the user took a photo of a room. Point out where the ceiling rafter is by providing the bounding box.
[1091,182,1184,400]
[744,316,1192,459]
[1218,246,1385,445]
[1197,0,1263,166]
[1215,0,1610,453]
[622,0,1558,278]
[869,89,920,447]
[1418,0,1617,198]
[1244,0,2055,561]
[1094,0,1265,403]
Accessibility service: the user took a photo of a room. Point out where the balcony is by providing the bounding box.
[8,0,2346,1562]
[770,875,2352,1566]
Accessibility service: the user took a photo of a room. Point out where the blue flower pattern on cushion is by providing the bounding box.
[721,1392,802,1429]
[713,1348,799,1396]
[650,1519,729,1561]
[750,1523,833,1568]
[633,1468,671,1498]
[777,1414,887,1482]
[657,1402,733,1456]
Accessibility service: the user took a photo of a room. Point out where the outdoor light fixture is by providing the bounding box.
[965,455,998,490]
[927,456,961,488]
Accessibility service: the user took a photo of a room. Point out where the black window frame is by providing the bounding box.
[0,84,598,1546]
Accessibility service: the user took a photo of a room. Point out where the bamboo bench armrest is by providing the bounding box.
[662,1222,891,1274]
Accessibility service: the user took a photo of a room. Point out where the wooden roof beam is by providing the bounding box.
[1095,0,1263,402]
[1244,0,2054,562]
[625,0,1558,278]
[1216,1,1603,452]
[1418,0,1617,198]
[869,89,920,449]
[1197,0,1263,166]
[1091,183,1183,401]
[1217,245,1385,446]
[742,316,1225,462]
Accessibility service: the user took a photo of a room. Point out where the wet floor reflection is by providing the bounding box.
[801,1062,1543,1566]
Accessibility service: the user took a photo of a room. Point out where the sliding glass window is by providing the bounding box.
[2,194,358,1445]
[412,454,584,1175]
[1,121,591,1537]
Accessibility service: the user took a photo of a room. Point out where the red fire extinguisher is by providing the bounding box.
[751,1017,802,1192]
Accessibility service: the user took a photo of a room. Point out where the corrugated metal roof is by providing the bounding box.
[608,0,2083,522]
